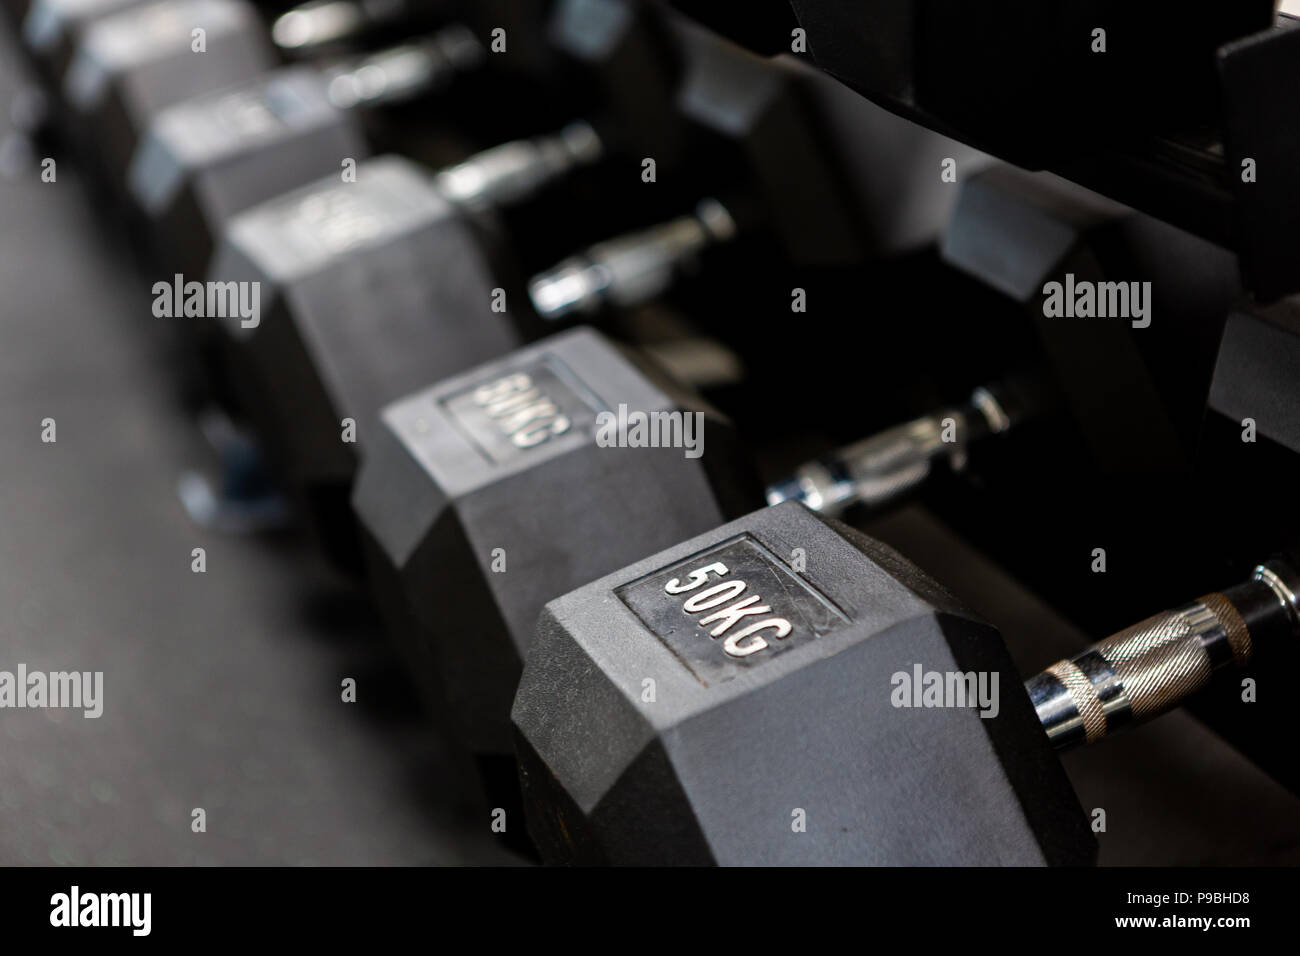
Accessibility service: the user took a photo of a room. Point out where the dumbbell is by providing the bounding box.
[22,0,435,89]
[136,0,674,418]
[21,0,148,86]
[941,164,1244,474]
[127,0,688,289]
[59,0,278,192]
[763,381,1040,515]
[10,0,430,173]
[209,136,600,570]
[211,9,852,569]
[519,19,870,326]
[351,326,1034,800]
[128,26,485,282]
[52,0,486,195]
[510,502,1300,864]
[352,328,755,767]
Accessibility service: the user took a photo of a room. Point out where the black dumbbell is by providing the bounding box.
[135,0,670,419]
[208,133,604,569]
[49,0,466,191]
[351,327,1037,802]
[519,21,870,321]
[60,0,277,191]
[941,164,1243,474]
[647,15,866,269]
[352,327,757,765]
[511,503,1300,864]
[10,0,436,172]
[127,0,689,288]
[22,0,426,87]
[21,0,147,86]
[128,26,485,282]
[1208,299,1300,459]
[211,7,837,567]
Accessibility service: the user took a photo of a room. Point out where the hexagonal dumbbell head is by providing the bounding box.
[352,327,758,762]
[22,0,148,84]
[671,18,866,266]
[128,63,370,282]
[63,0,274,189]
[940,164,1242,473]
[1209,299,1300,457]
[211,155,523,567]
[545,0,683,168]
[128,29,484,279]
[512,501,1095,865]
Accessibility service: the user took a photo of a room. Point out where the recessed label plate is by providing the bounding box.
[617,534,849,685]
[442,356,603,466]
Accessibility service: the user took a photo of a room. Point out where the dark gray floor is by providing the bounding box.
[0,26,514,866]
[2,20,1297,867]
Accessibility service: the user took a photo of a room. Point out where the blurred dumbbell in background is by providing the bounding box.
[127,0,698,285]
[206,2,869,574]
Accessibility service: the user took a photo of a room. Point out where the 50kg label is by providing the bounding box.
[663,561,792,658]
[617,535,848,685]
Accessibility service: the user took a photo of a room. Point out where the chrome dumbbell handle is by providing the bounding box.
[433,122,605,211]
[323,25,484,109]
[527,199,739,321]
[273,0,420,53]
[765,385,1017,518]
[1027,560,1300,750]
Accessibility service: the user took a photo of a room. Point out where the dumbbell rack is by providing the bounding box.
[1,0,1298,867]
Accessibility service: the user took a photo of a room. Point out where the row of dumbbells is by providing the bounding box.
[8,0,1300,864]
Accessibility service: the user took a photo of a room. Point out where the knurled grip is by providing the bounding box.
[1028,593,1251,747]
[1090,598,1239,722]
[1044,659,1106,743]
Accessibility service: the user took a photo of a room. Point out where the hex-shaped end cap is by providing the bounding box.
[546,0,682,164]
[673,19,865,264]
[1209,300,1300,454]
[210,155,521,501]
[354,327,756,756]
[129,64,365,277]
[23,0,142,83]
[513,501,1095,865]
[66,0,273,180]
